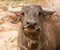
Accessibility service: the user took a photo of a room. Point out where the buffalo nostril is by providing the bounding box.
[33,22,37,25]
[26,21,29,24]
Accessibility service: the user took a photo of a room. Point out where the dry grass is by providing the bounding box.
[0,0,51,10]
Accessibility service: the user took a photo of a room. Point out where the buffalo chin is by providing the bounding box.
[23,26,40,40]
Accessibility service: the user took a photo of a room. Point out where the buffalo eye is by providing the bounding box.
[37,12,42,16]
[21,12,25,16]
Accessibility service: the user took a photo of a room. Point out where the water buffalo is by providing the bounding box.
[8,2,60,50]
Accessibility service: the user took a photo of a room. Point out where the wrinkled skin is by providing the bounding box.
[17,5,57,50]
[52,14,60,50]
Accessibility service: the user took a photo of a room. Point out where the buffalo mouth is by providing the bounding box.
[23,25,41,33]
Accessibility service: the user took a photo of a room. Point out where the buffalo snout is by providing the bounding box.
[26,20,36,29]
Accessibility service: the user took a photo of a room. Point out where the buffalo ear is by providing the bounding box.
[42,7,55,16]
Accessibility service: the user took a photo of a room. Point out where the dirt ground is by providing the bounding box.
[0,0,60,50]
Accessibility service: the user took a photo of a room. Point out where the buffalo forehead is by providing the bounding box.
[22,5,43,13]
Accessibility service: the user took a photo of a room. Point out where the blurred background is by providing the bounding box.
[0,0,53,10]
